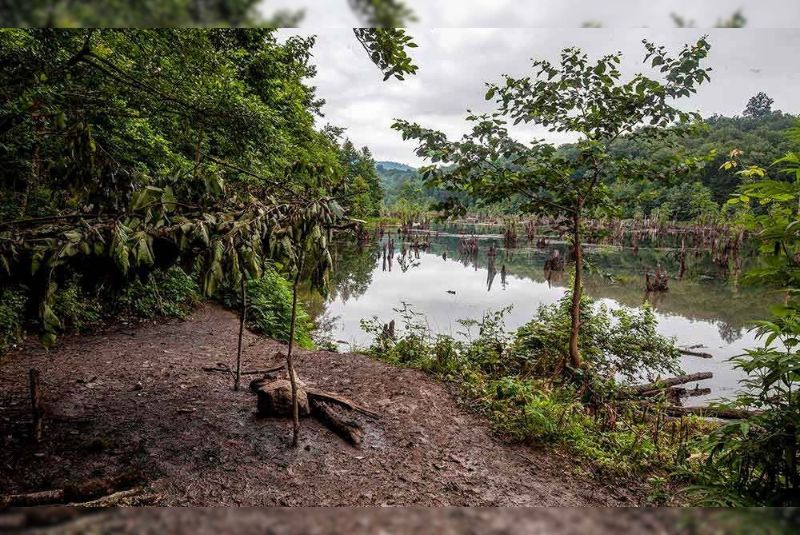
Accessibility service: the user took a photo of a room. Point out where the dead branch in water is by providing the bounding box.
[628,372,713,395]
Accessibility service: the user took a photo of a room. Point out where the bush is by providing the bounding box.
[239,267,313,349]
[687,308,800,506]
[117,267,199,320]
[513,292,682,384]
[0,286,26,357]
[360,298,686,476]
[53,276,102,332]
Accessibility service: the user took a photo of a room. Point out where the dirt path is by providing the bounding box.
[0,304,640,506]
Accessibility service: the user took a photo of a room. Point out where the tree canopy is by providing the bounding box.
[0,28,370,346]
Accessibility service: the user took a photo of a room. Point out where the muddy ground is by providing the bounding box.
[1,304,643,507]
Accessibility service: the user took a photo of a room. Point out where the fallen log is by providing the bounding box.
[306,388,380,419]
[679,349,713,359]
[0,489,62,509]
[203,364,285,376]
[664,405,761,420]
[311,399,364,446]
[640,386,712,399]
[0,471,143,509]
[629,372,713,394]
[71,487,144,507]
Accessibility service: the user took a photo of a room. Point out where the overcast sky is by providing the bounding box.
[269,0,800,28]
[277,27,800,166]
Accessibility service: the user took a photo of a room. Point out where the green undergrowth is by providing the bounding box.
[224,265,314,349]
[360,294,711,495]
[0,286,26,357]
[1,262,315,359]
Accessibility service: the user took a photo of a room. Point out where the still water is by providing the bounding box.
[304,225,779,406]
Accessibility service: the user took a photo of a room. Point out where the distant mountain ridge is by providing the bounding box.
[376,161,416,172]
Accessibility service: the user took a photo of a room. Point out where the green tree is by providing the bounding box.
[744,91,775,119]
[394,38,712,372]
[689,128,800,504]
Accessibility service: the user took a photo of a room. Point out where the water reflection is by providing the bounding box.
[305,228,779,404]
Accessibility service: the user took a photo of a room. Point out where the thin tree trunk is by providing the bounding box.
[287,252,305,448]
[234,275,246,391]
[568,209,583,369]
[29,368,42,442]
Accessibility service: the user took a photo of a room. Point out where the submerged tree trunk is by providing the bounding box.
[568,209,583,369]
[286,253,305,448]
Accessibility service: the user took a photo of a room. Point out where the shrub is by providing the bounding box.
[118,267,199,320]
[53,276,102,332]
[513,291,682,384]
[238,267,313,349]
[687,309,800,506]
[0,286,26,357]
[360,299,686,476]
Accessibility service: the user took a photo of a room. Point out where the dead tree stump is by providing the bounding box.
[255,379,310,417]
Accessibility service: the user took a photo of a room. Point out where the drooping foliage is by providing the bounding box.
[0,28,358,348]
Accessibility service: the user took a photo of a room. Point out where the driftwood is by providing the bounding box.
[629,372,713,394]
[0,472,143,509]
[664,405,761,420]
[311,399,364,446]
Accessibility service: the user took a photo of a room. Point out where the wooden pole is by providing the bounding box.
[287,250,305,448]
[29,368,42,443]
[234,275,246,391]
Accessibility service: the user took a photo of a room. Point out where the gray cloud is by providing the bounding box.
[279,28,800,165]
[269,1,800,28]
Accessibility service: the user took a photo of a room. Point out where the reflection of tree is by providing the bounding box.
[424,231,774,336]
[487,255,497,291]
[717,321,744,345]
[329,240,380,303]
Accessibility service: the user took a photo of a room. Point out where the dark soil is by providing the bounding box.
[1,304,641,506]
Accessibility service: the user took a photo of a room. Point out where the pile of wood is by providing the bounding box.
[250,371,379,447]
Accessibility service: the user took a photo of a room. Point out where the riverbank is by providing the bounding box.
[0,304,640,506]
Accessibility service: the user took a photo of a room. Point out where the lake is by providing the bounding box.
[303,223,779,406]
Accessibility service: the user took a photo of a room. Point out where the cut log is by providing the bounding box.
[664,405,761,420]
[311,399,364,446]
[254,379,310,418]
[306,388,380,419]
[629,372,713,394]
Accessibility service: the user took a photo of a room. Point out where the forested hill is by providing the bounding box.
[376,161,415,172]
[376,161,423,206]
[379,106,798,221]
